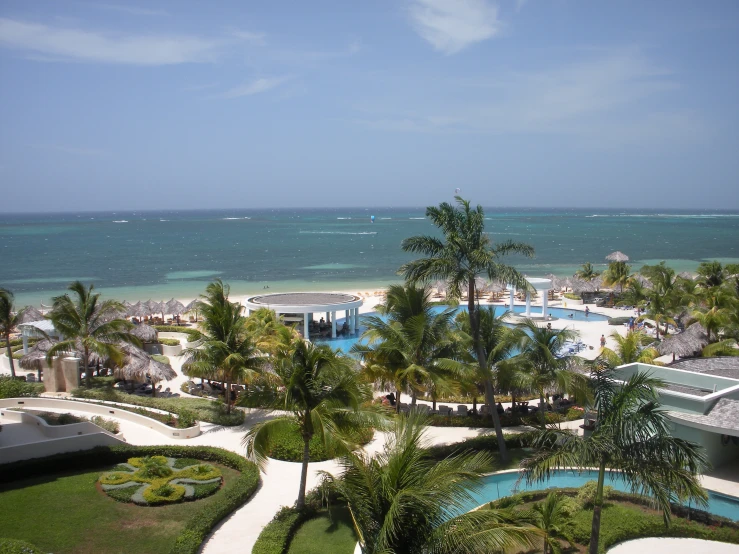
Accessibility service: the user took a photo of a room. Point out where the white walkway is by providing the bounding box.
[608,538,739,553]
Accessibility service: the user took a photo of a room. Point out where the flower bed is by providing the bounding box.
[99,455,223,506]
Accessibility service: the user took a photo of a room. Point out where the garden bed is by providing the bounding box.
[265,418,375,463]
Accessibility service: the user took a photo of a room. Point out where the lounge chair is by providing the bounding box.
[415,404,430,414]
[456,405,467,416]
[479,404,490,416]
[399,403,410,414]
[437,405,451,416]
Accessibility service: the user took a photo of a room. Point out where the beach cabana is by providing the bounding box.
[606,251,629,262]
[657,323,709,361]
[130,323,158,343]
[17,306,44,324]
[113,343,176,395]
[165,298,186,316]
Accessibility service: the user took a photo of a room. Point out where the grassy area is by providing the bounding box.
[287,507,356,554]
[72,377,244,426]
[0,463,240,554]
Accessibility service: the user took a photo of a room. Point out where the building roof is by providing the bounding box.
[668,357,739,381]
[244,292,363,314]
[668,398,739,437]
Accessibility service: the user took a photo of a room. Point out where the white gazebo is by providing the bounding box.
[244,292,363,340]
[18,320,61,353]
[506,277,553,319]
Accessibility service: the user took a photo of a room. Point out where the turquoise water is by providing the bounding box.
[315,305,607,353]
[463,470,739,521]
[2,208,739,307]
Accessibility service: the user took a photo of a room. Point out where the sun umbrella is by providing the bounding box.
[19,339,106,371]
[127,301,148,319]
[165,298,186,316]
[112,342,176,385]
[17,306,45,324]
[144,299,162,316]
[630,274,653,289]
[570,277,597,293]
[606,251,629,262]
[130,323,158,343]
[678,272,694,280]
[657,323,709,359]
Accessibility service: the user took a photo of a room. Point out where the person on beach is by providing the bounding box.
[600,334,606,348]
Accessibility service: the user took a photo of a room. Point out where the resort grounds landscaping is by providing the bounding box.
[0,446,259,554]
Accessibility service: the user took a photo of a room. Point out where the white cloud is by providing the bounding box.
[0,18,220,65]
[220,76,290,99]
[231,29,266,45]
[90,4,170,17]
[408,0,501,54]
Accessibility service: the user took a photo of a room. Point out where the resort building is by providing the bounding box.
[614,359,739,468]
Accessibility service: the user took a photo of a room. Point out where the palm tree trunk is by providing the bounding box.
[396,388,402,414]
[84,348,91,388]
[5,333,16,378]
[297,434,311,510]
[224,381,231,414]
[411,391,417,405]
[588,459,607,554]
[539,391,547,429]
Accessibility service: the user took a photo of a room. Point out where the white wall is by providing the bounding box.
[0,432,123,464]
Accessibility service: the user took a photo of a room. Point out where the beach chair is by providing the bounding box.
[415,404,430,414]
[203,382,214,394]
[455,405,467,416]
[399,403,410,414]
[437,405,451,416]
[479,404,490,416]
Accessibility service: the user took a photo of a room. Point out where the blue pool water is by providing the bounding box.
[315,304,607,354]
[461,470,739,522]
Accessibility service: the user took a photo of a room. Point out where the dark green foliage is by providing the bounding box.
[608,317,631,326]
[176,408,198,429]
[265,419,374,462]
[152,354,171,364]
[425,432,534,461]
[0,376,44,398]
[0,539,43,554]
[159,338,182,347]
[252,506,312,554]
[172,458,201,469]
[0,445,260,554]
[191,481,222,499]
[576,480,612,508]
[105,485,139,503]
[152,325,202,341]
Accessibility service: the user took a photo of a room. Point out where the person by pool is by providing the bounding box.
[585,306,590,317]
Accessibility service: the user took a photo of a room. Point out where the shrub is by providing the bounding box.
[153,325,201,342]
[265,418,374,462]
[90,415,120,434]
[152,354,171,364]
[608,316,631,326]
[177,408,198,429]
[252,506,309,554]
[0,376,44,399]
[576,480,613,508]
[565,407,585,421]
[158,338,182,347]
[564,292,581,300]
[426,432,534,461]
[0,538,43,554]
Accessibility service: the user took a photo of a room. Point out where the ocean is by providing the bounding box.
[2,208,738,307]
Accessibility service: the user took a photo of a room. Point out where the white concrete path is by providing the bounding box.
[607,537,739,553]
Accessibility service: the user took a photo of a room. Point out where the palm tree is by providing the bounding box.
[244,337,377,509]
[696,260,726,289]
[691,286,736,343]
[532,492,574,554]
[455,307,524,414]
[575,262,600,282]
[400,196,534,459]
[46,281,139,388]
[319,412,538,554]
[182,280,265,414]
[0,289,21,378]
[508,319,586,427]
[601,261,631,293]
[597,331,659,367]
[353,283,461,411]
[521,367,708,554]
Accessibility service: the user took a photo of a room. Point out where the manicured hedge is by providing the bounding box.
[0,538,43,554]
[158,338,182,347]
[252,506,308,554]
[0,376,44,399]
[0,445,260,554]
[153,326,201,341]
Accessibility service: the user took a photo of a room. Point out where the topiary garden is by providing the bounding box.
[99,455,222,506]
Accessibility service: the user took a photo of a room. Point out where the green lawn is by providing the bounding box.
[287,507,357,554]
[0,463,240,554]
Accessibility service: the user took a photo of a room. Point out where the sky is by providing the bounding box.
[1,0,738,212]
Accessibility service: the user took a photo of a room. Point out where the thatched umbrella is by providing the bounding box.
[657,323,709,361]
[17,306,44,324]
[130,323,158,343]
[678,272,694,280]
[113,343,176,393]
[183,299,201,322]
[144,299,163,318]
[127,301,148,319]
[570,277,597,294]
[630,274,653,289]
[606,251,629,262]
[165,298,186,316]
[19,339,105,374]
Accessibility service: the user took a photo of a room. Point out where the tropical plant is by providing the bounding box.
[532,492,575,554]
[319,412,538,554]
[399,196,534,460]
[575,262,600,282]
[597,331,659,367]
[46,281,139,388]
[696,260,726,289]
[506,319,587,427]
[617,278,649,310]
[244,337,379,509]
[181,279,265,414]
[691,286,736,343]
[601,261,631,293]
[353,283,461,411]
[521,367,708,554]
[0,289,21,378]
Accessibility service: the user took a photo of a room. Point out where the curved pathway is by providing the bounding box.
[607,538,739,553]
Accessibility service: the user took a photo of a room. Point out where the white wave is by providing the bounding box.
[337,217,352,220]
[223,217,251,220]
[112,220,128,223]
[409,217,425,220]
[585,214,738,219]
[160,219,169,222]
[380,217,392,220]
[299,231,377,235]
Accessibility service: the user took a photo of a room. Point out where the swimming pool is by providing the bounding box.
[315,304,607,354]
[460,469,739,522]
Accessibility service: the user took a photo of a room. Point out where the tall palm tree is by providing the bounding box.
[244,338,378,509]
[0,289,21,378]
[601,261,631,293]
[575,262,600,282]
[691,286,736,343]
[597,331,659,367]
[521,367,708,554]
[353,283,461,411]
[508,319,586,427]
[319,412,538,554]
[696,260,726,289]
[182,280,265,413]
[46,281,139,388]
[400,196,534,459]
[532,492,574,554]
